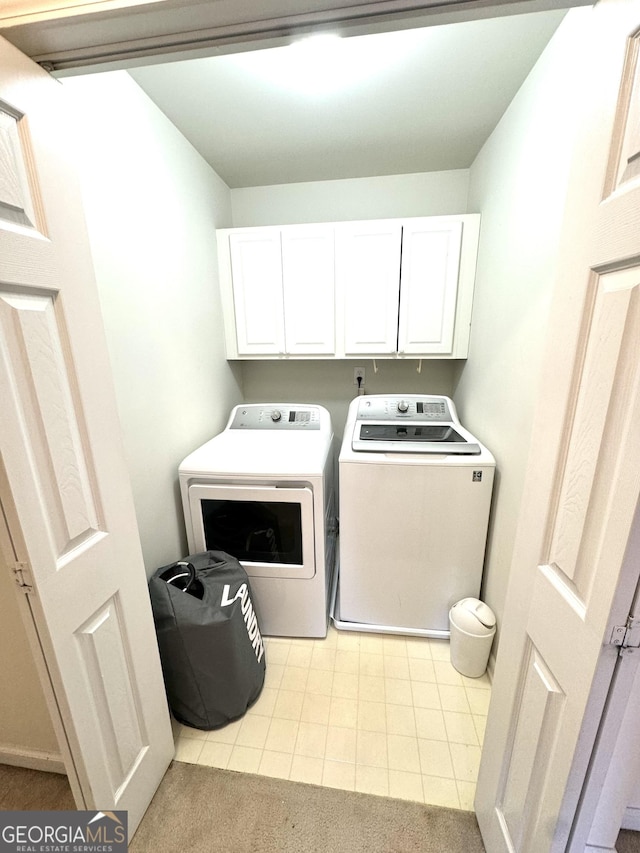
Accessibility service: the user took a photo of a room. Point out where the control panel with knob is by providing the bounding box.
[229,406,322,430]
[354,395,453,422]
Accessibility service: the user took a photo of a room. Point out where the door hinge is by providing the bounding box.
[610,617,640,655]
[12,561,33,594]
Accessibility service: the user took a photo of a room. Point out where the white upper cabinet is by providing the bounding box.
[217,214,480,359]
[281,225,335,355]
[398,218,463,355]
[219,225,335,357]
[335,221,402,355]
[228,228,285,355]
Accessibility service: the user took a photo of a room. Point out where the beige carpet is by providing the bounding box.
[2,762,640,852]
[619,831,640,853]
[130,761,484,853]
[0,762,484,851]
[0,764,75,810]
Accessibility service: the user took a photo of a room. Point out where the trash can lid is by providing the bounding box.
[450,598,496,635]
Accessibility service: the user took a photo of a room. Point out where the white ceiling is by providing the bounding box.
[129,9,567,188]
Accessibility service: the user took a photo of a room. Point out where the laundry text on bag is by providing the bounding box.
[220,583,265,663]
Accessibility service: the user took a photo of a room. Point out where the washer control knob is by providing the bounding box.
[271,410,282,422]
[397,400,409,413]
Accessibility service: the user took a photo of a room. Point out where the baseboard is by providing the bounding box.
[0,745,65,774]
[621,806,640,831]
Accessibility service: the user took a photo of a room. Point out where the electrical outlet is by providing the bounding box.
[353,367,365,386]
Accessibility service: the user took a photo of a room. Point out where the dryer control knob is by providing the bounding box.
[397,400,409,413]
[271,410,282,422]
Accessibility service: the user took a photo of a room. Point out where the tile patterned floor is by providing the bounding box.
[172,626,490,811]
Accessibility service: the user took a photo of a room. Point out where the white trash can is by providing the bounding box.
[449,598,496,678]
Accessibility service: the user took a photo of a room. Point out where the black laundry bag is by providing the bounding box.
[149,550,266,730]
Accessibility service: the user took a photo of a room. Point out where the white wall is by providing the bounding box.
[0,548,59,764]
[63,72,244,575]
[233,169,469,435]
[241,360,459,445]
[230,169,469,226]
[453,6,593,646]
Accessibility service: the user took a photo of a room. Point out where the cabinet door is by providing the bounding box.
[229,229,285,355]
[336,221,402,355]
[398,219,463,355]
[282,225,335,355]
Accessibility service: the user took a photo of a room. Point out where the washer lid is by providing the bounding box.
[350,394,481,454]
[353,423,481,454]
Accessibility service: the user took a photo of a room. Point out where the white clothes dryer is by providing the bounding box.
[335,394,494,638]
[179,403,336,638]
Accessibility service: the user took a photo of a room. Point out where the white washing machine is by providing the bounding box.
[335,394,494,638]
[179,403,336,638]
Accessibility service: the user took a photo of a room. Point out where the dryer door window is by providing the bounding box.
[188,483,315,579]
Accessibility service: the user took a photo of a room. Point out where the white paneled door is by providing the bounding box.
[0,38,173,835]
[475,2,640,851]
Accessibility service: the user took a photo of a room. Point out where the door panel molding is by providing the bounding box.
[0,287,104,556]
[76,595,148,801]
[547,268,640,596]
[498,642,565,852]
[604,27,640,197]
